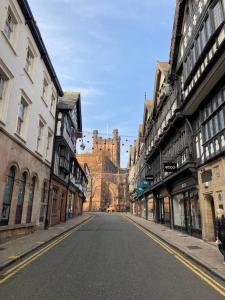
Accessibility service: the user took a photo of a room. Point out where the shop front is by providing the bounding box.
[146,194,155,221]
[137,200,141,217]
[140,197,147,219]
[171,177,201,237]
[154,187,171,227]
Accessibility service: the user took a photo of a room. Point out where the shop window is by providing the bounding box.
[0,166,16,226]
[15,172,27,224]
[173,194,185,227]
[189,191,201,230]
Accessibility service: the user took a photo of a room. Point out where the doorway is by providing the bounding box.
[204,194,216,241]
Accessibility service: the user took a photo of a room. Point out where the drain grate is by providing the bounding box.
[0,247,5,251]
[187,245,202,250]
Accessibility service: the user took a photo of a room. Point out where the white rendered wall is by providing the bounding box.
[0,0,58,165]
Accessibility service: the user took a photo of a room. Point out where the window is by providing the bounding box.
[0,74,5,99]
[212,1,224,29]
[25,47,34,74]
[205,17,212,39]
[15,172,27,224]
[42,78,48,99]
[26,177,36,223]
[200,27,206,49]
[4,8,16,40]
[0,166,16,226]
[214,115,219,133]
[219,109,225,128]
[218,90,223,106]
[37,120,44,153]
[50,94,56,114]
[39,181,48,223]
[46,131,53,160]
[196,35,202,57]
[52,188,58,214]
[191,46,196,65]
[17,98,27,135]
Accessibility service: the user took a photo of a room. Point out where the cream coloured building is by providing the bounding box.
[0,0,63,241]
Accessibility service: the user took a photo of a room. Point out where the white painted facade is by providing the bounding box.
[0,0,62,235]
[0,0,57,161]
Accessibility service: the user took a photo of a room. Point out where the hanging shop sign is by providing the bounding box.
[142,180,150,188]
[164,162,177,172]
[137,187,144,193]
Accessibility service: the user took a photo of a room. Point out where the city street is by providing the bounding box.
[0,213,224,300]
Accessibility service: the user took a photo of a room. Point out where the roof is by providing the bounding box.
[157,61,170,74]
[58,92,82,136]
[17,0,63,96]
[144,100,154,113]
[58,92,80,109]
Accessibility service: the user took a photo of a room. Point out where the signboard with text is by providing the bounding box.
[164,162,177,172]
[145,175,154,181]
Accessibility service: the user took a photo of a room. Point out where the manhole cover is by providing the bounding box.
[0,247,5,251]
[187,246,202,250]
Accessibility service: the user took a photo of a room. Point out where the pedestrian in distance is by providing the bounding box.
[215,209,225,264]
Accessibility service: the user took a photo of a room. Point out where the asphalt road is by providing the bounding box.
[0,213,224,300]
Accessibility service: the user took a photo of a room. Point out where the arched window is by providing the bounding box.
[15,172,27,224]
[26,176,36,223]
[0,166,16,226]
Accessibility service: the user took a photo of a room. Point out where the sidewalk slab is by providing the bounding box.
[125,213,225,281]
[0,213,91,271]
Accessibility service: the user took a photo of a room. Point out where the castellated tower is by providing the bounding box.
[92,129,120,168]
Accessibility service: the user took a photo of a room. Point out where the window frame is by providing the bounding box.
[15,91,32,141]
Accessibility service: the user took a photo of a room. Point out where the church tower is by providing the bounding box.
[92,129,120,168]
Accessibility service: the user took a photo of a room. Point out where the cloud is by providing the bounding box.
[28,0,175,167]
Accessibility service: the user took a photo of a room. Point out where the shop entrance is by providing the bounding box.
[158,197,171,226]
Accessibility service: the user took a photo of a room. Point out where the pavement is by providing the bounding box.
[0,213,91,271]
[125,212,225,281]
[0,212,224,299]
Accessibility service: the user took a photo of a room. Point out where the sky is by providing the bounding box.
[28,0,176,167]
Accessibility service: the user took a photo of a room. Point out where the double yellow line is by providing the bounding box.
[0,216,94,284]
[124,215,225,297]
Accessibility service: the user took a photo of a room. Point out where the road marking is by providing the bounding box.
[0,216,94,284]
[36,241,44,245]
[8,256,20,260]
[123,215,225,297]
